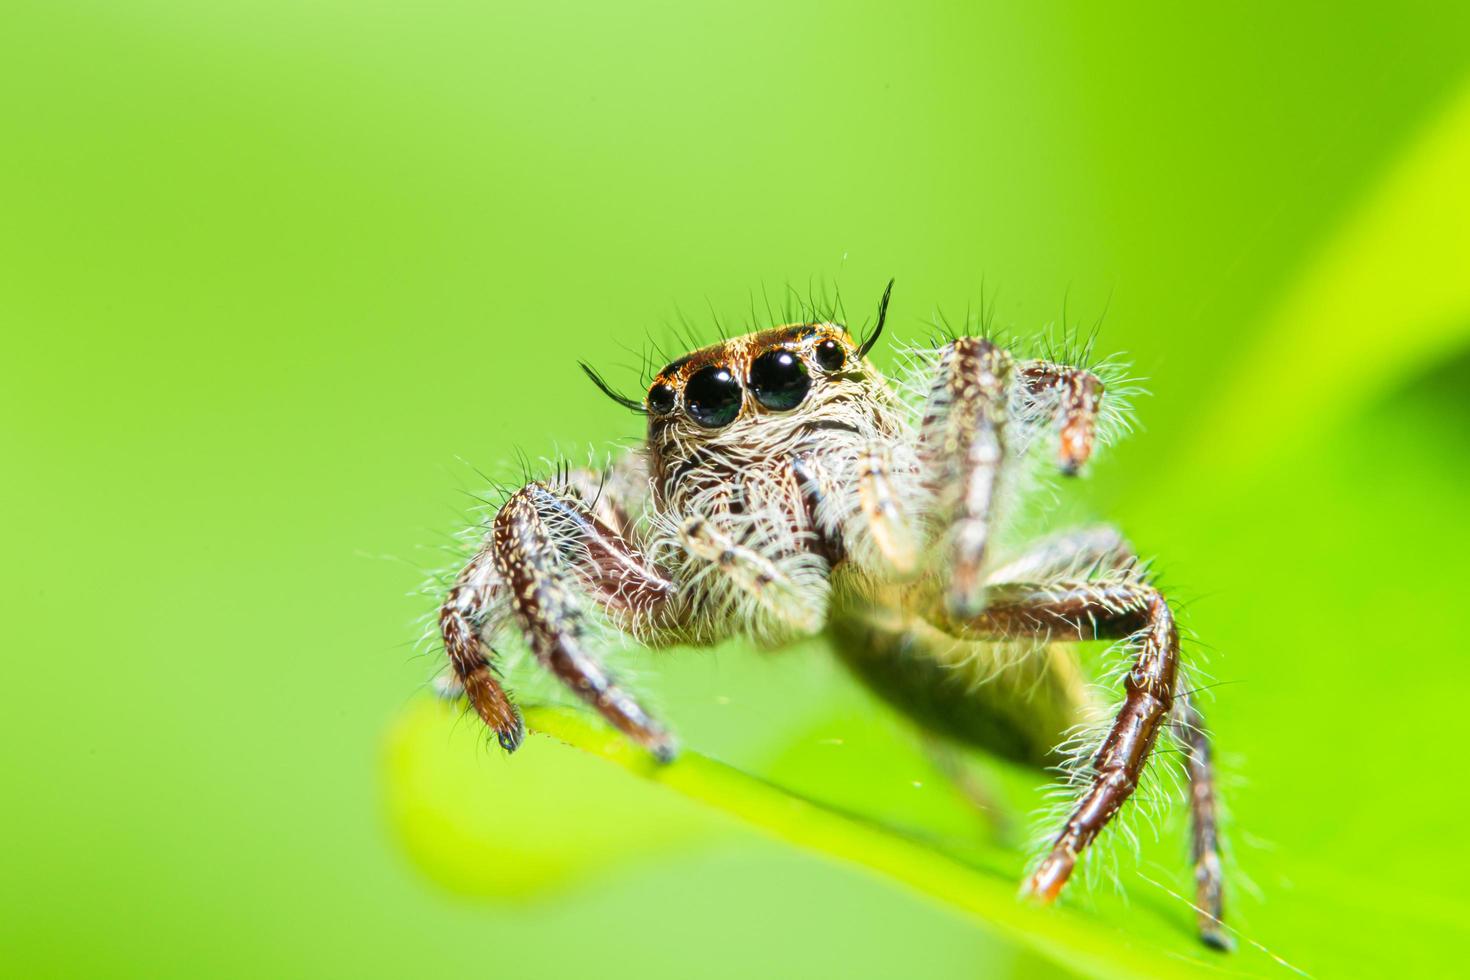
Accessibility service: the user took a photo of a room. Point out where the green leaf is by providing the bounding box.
[383,699,718,898]
[388,700,1283,979]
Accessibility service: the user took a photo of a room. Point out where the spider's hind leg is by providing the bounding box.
[946,582,1179,900]
[1172,688,1231,950]
[980,526,1230,947]
[938,577,1229,949]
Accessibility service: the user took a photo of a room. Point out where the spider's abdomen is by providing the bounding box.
[827,589,1094,766]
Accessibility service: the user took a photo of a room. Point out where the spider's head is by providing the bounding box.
[641,321,872,434]
[578,283,897,486]
[640,281,894,447]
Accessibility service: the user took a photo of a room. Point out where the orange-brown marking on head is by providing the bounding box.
[642,323,863,429]
[648,322,853,396]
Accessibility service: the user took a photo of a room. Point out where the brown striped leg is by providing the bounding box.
[485,481,677,759]
[1172,690,1230,950]
[982,538,1229,950]
[441,549,524,751]
[920,337,1014,617]
[942,583,1180,907]
[1019,361,1103,475]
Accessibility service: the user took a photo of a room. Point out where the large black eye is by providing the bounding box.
[685,366,743,427]
[646,383,676,415]
[814,339,845,371]
[749,349,810,411]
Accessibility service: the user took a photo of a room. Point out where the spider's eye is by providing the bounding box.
[749,349,811,411]
[647,383,676,415]
[685,366,743,427]
[814,339,845,371]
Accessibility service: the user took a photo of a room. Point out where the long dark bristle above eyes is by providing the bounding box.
[579,361,648,414]
[857,278,895,360]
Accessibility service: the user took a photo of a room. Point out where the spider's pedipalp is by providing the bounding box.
[789,454,843,563]
[855,442,920,577]
[679,514,826,635]
[788,436,927,585]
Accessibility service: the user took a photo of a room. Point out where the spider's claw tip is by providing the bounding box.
[648,739,678,765]
[1058,460,1082,477]
[496,722,526,754]
[1198,925,1234,953]
[1017,877,1051,906]
[1024,849,1074,905]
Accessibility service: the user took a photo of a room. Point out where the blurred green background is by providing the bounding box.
[5,1,1470,977]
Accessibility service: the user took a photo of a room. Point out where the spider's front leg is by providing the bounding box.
[916,341,1107,610]
[441,478,679,760]
[918,337,1013,616]
[440,548,524,751]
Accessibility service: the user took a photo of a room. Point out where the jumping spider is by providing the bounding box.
[436,284,1229,948]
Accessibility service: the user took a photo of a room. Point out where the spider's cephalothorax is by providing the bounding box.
[436,286,1230,949]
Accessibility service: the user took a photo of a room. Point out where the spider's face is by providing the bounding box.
[643,323,876,445]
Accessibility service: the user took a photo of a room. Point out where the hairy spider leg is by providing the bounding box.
[939,582,1179,906]
[1019,361,1105,475]
[482,481,678,759]
[919,338,1013,618]
[978,525,1228,946]
[1172,689,1230,949]
[440,548,524,751]
[982,525,1137,585]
